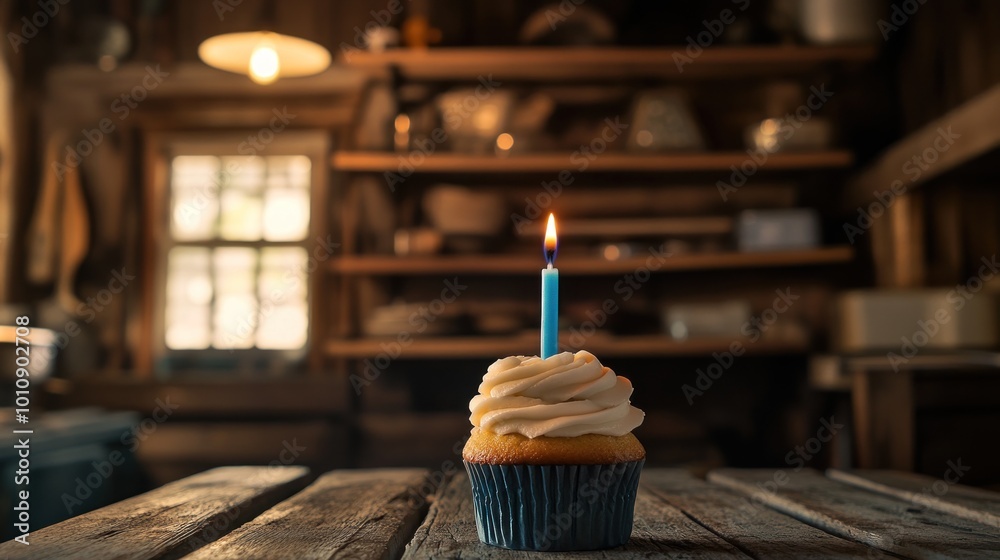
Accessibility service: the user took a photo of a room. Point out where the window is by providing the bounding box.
[151,134,326,372]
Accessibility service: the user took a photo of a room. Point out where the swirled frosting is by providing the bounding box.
[469,351,644,438]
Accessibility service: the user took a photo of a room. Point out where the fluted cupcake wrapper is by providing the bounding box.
[464,459,644,551]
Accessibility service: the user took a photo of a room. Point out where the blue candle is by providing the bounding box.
[541,214,559,358]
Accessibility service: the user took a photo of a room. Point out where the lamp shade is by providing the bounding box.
[198,31,331,84]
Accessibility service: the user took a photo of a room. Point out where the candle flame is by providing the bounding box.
[544,213,557,265]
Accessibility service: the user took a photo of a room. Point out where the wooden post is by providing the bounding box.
[871,191,925,289]
[851,369,914,470]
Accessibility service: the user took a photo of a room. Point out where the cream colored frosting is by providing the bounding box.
[469,351,645,438]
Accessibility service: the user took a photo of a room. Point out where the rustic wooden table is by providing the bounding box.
[3,466,999,559]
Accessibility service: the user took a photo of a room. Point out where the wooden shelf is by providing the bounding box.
[342,46,877,80]
[519,217,735,237]
[848,83,1000,203]
[329,246,854,276]
[332,151,854,173]
[324,333,808,359]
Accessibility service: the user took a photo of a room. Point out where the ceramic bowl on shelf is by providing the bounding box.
[662,300,751,340]
[394,228,444,256]
[627,89,706,151]
[364,302,460,338]
[465,301,530,335]
[472,313,525,335]
[423,185,508,252]
[736,209,820,252]
[423,185,507,236]
[436,89,515,154]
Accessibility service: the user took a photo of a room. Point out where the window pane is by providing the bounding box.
[257,303,308,349]
[164,304,212,350]
[213,248,257,294]
[211,248,258,349]
[221,156,266,191]
[172,156,219,188]
[267,155,311,189]
[213,294,257,349]
[166,261,212,306]
[262,187,310,241]
[165,305,211,349]
[171,157,221,241]
[167,246,210,269]
[219,189,263,240]
[171,188,219,241]
[259,247,308,302]
[165,248,212,349]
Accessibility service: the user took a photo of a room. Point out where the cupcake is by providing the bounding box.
[463,350,645,551]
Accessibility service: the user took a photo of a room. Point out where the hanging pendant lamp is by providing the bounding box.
[197,2,330,85]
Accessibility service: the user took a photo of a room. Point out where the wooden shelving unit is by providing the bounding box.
[327,44,873,367]
[325,333,807,359]
[332,151,854,174]
[343,46,877,80]
[329,247,854,276]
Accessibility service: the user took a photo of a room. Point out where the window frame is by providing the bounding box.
[144,131,329,375]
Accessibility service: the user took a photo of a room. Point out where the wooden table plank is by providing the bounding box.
[642,469,893,559]
[402,472,749,559]
[709,468,1000,560]
[828,469,1000,529]
[183,468,429,560]
[0,466,310,560]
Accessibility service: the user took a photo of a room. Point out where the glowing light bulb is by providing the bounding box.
[249,43,280,85]
[496,133,514,151]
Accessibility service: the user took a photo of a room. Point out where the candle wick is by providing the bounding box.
[547,263,553,270]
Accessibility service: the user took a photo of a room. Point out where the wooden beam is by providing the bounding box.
[848,84,1000,204]
[0,48,14,303]
[343,46,876,81]
[333,151,854,174]
[45,63,366,100]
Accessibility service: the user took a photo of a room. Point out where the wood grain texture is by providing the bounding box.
[828,469,1000,529]
[642,469,892,559]
[709,468,1000,559]
[184,469,430,560]
[402,472,748,559]
[0,466,310,560]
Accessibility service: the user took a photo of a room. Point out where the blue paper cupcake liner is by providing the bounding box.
[464,459,644,551]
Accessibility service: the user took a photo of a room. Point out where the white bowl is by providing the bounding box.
[423,185,507,237]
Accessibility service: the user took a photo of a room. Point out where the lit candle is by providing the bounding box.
[541,214,559,358]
